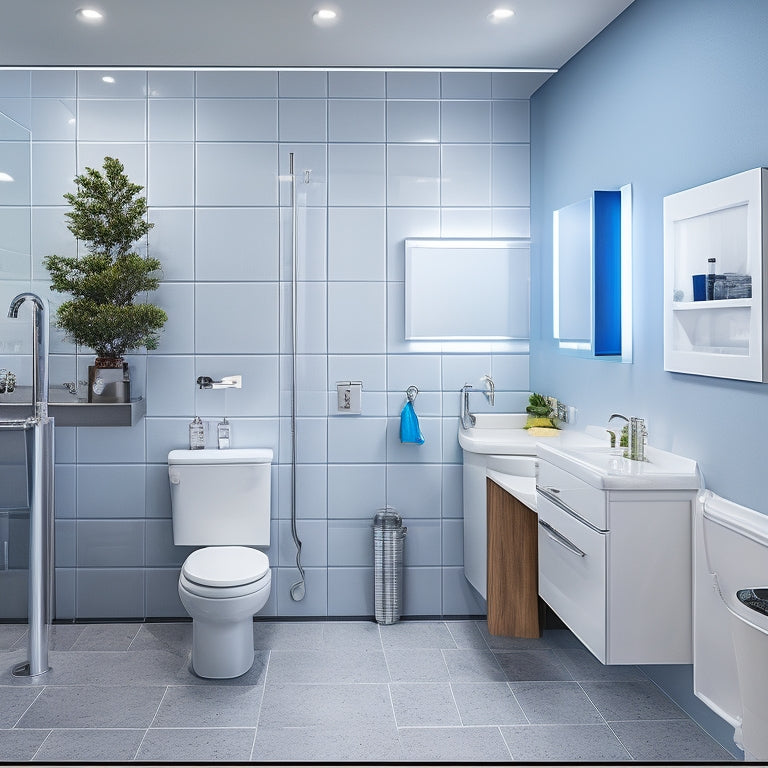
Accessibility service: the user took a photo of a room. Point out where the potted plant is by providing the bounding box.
[523,392,560,431]
[44,156,167,403]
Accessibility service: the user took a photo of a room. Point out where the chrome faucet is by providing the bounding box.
[607,413,647,461]
[8,293,49,421]
[482,374,495,406]
[460,384,476,430]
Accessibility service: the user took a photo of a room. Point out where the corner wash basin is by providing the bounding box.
[458,413,535,455]
[537,442,701,490]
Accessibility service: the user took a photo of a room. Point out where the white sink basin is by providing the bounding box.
[537,442,701,490]
[458,413,535,455]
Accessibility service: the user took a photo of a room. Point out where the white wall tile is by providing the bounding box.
[386,72,440,99]
[489,353,530,391]
[149,282,194,354]
[402,566,442,615]
[278,99,327,142]
[327,464,386,518]
[327,567,374,616]
[327,519,373,567]
[145,417,189,462]
[279,206,327,281]
[195,282,279,353]
[78,100,146,142]
[196,143,278,206]
[492,208,531,238]
[294,417,327,463]
[385,464,442,518]
[31,207,74,279]
[280,281,327,354]
[30,142,75,206]
[280,354,327,416]
[441,72,491,99]
[328,144,386,206]
[0,71,29,96]
[195,207,279,281]
[442,465,463,519]
[387,101,439,143]
[387,144,440,207]
[327,416,387,463]
[328,208,386,280]
[146,356,195,416]
[197,98,277,141]
[441,101,491,143]
[402,518,442,566]
[327,356,386,392]
[440,355,493,391]
[31,70,75,98]
[76,422,146,464]
[492,100,530,142]
[148,99,194,141]
[440,208,492,237]
[492,144,530,206]
[329,72,385,98]
[147,208,195,281]
[148,143,194,206]
[77,71,146,98]
[275,566,327,616]
[278,71,327,98]
[441,145,491,206]
[328,99,385,142]
[148,71,194,98]
[77,465,147,518]
[386,207,440,281]
[196,71,277,98]
[0,143,29,205]
[277,464,328,519]
[328,282,386,354]
[30,98,76,141]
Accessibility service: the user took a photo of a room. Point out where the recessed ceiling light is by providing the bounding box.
[312,8,338,26]
[488,8,515,22]
[101,75,115,84]
[75,8,104,22]
[0,171,14,182]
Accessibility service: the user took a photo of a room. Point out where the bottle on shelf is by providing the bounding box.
[706,257,717,300]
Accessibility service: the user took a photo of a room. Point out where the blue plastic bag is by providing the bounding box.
[400,400,425,445]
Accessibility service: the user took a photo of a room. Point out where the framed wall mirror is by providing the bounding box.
[553,184,632,362]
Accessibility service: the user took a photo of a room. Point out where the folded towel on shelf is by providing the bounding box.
[400,400,425,444]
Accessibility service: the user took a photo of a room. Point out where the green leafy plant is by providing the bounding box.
[44,157,167,362]
[524,392,559,430]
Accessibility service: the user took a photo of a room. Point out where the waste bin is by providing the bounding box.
[374,506,407,624]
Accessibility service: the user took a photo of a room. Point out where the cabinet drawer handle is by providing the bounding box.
[538,519,586,558]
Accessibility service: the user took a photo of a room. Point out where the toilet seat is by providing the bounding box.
[182,545,269,587]
[179,569,271,599]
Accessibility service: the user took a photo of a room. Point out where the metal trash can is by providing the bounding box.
[374,506,407,625]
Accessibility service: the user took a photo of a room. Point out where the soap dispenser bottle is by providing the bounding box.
[189,416,205,450]
[217,417,231,449]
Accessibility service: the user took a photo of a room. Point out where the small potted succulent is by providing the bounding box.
[523,392,559,431]
[44,156,167,403]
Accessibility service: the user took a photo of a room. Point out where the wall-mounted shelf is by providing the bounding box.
[663,167,767,381]
[0,386,145,427]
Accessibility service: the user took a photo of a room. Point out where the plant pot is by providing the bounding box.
[88,358,130,404]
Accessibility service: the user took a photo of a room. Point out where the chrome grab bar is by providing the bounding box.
[538,519,586,558]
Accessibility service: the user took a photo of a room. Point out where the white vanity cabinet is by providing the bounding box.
[536,457,696,665]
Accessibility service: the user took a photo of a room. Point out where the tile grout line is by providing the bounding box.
[10,683,47,729]
[132,684,170,760]
[28,727,54,762]
[248,677,268,761]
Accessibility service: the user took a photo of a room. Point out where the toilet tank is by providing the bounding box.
[168,448,272,546]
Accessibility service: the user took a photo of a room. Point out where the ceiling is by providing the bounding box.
[0,0,634,96]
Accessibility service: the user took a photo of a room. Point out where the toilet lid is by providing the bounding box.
[182,546,269,587]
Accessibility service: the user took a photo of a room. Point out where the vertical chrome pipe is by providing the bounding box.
[7,293,53,677]
[288,153,305,602]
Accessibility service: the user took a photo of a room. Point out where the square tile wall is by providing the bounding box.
[1,70,531,619]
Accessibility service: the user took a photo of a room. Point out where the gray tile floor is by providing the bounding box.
[0,619,734,763]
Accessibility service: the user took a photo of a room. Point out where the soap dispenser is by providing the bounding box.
[189,416,205,450]
[217,417,231,449]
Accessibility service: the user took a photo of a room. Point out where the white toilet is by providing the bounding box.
[168,448,273,679]
[693,490,768,761]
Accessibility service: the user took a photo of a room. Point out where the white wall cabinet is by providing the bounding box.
[663,167,768,381]
[536,459,695,664]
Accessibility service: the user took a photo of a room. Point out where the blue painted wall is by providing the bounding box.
[530,0,768,756]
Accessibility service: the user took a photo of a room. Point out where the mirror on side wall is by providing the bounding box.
[553,184,632,362]
[405,238,530,341]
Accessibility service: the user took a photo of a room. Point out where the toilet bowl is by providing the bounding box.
[177,544,271,679]
[168,449,273,679]
[694,490,768,760]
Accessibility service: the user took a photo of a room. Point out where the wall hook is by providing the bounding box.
[406,385,419,403]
